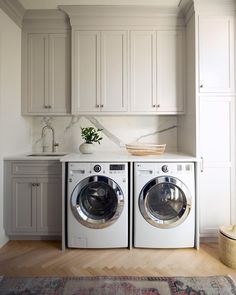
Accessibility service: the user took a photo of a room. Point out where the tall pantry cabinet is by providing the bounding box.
[193,3,235,238]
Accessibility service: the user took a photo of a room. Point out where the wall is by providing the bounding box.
[0,8,32,248]
[32,115,178,154]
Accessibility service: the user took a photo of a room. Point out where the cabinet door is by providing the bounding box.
[36,177,62,234]
[27,34,49,113]
[199,98,232,236]
[73,31,100,113]
[156,31,184,113]
[49,33,71,114]
[199,165,231,237]
[12,178,37,233]
[130,31,156,112]
[101,31,128,112]
[198,16,234,93]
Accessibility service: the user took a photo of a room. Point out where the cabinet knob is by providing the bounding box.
[153,104,156,108]
[44,105,48,109]
[96,104,100,108]
[200,84,204,88]
[48,105,52,109]
[157,104,160,108]
[100,104,104,108]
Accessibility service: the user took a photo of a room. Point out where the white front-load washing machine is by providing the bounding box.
[134,162,195,248]
[67,162,128,248]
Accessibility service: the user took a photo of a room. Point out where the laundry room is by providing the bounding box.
[0,0,236,293]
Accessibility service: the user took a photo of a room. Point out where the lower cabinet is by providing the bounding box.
[4,161,62,238]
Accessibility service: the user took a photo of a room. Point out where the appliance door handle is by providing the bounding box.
[200,157,204,172]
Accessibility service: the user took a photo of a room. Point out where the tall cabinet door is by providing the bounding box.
[73,31,100,113]
[198,16,234,93]
[12,178,37,233]
[27,34,48,113]
[156,31,184,113]
[101,31,128,112]
[130,31,156,112]
[49,33,71,113]
[36,177,62,234]
[199,98,232,237]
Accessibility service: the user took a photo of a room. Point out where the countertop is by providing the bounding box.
[61,150,197,162]
[4,150,198,162]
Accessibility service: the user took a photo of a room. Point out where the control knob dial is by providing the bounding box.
[94,165,101,173]
[161,165,169,173]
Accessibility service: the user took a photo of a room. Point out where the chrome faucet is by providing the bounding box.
[41,125,59,152]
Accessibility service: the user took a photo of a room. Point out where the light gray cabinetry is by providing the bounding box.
[21,11,71,115]
[130,30,184,114]
[73,30,128,114]
[198,16,234,93]
[4,161,62,238]
[196,12,235,238]
[22,32,70,115]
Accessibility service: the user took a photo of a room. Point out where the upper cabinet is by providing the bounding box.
[130,30,184,114]
[73,30,128,113]
[21,11,71,115]
[198,16,234,94]
[22,7,187,116]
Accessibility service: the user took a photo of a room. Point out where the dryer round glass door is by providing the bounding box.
[139,176,192,228]
[71,176,124,229]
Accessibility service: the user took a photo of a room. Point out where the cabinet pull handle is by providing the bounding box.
[200,157,204,172]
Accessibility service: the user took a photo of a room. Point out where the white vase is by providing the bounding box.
[79,142,94,154]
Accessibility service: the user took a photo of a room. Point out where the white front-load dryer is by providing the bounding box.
[67,162,128,248]
[134,162,195,248]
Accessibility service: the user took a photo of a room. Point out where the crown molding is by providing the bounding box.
[23,9,70,30]
[59,5,185,27]
[194,0,236,14]
[0,0,25,28]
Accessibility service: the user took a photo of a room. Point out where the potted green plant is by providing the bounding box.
[79,127,103,154]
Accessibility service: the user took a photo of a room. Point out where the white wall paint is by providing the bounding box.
[0,8,32,248]
[32,115,178,153]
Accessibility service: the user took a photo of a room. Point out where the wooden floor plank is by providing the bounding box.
[0,241,236,280]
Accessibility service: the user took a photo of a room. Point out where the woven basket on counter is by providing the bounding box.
[125,143,166,156]
[219,225,236,269]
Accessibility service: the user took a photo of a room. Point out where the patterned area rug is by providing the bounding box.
[0,275,236,295]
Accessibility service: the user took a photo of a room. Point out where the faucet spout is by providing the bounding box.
[41,125,58,152]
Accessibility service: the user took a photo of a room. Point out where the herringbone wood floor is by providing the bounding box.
[0,241,236,279]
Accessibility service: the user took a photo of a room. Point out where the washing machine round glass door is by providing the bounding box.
[139,176,192,228]
[71,176,124,229]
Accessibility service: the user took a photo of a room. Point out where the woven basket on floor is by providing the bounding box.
[219,225,236,269]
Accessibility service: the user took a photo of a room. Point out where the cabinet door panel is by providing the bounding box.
[130,31,156,112]
[199,16,234,93]
[74,31,100,113]
[12,178,37,233]
[156,31,184,112]
[101,31,127,112]
[200,99,231,162]
[36,177,62,234]
[28,34,48,113]
[49,34,70,113]
[199,166,231,236]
